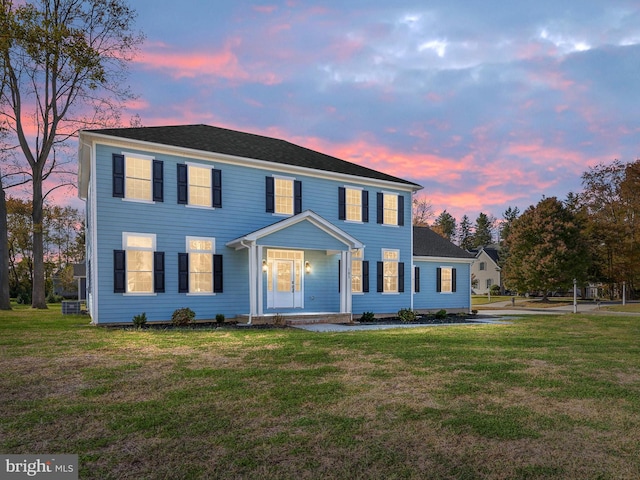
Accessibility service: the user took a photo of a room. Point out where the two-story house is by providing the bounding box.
[470,246,501,294]
[78,124,472,324]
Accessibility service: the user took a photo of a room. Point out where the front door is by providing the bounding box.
[267,249,304,309]
[273,259,295,308]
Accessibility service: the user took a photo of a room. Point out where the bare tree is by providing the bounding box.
[0,0,143,308]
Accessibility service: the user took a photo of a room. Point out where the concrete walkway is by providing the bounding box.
[293,300,639,332]
[293,318,509,332]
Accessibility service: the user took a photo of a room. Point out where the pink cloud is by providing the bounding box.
[253,5,278,14]
[137,40,282,85]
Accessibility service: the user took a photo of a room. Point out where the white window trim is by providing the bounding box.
[381,191,399,227]
[381,248,400,295]
[186,236,216,296]
[351,247,365,294]
[272,174,296,217]
[440,265,454,294]
[122,232,156,296]
[186,162,216,210]
[122,152,156,204]
[344,185,364,224]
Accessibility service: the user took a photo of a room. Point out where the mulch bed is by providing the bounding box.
[107,314,480,330]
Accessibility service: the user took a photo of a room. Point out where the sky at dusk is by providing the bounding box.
[109,1,640,221]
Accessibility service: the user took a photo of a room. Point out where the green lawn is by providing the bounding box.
[1,305,639,479]
[472,295,512,305]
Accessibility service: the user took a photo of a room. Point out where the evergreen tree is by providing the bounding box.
[473,212,494,248]
[458,215,474,250]
[500,206,520,245]
[432,210,457,241]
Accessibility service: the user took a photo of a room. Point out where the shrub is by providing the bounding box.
[398,308,417,323]
[435,309,447,319]
[46,292,63,304]
[132,312,147,328]
[215,313,225,324]
[171,307,196,326]
[360,311,375,322]
[273,313,286,326]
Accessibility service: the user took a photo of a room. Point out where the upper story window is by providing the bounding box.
[126,156,152,201]
[189,165,212,207]
[177,163,222,208]
[266,176,302,216]
[384,194,398,225]
[479,261,486,271]
[112,153,163,202]
[275,178,293,215]
[376,192,404,226]
[114,232,164,295]
[339,187,369,223]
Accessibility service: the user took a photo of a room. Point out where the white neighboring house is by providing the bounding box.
[471,246,501,294]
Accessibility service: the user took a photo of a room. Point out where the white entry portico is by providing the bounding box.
[227,210,364,323]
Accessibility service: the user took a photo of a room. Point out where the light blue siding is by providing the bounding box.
[90,142,415,323]
[413,261,471,311]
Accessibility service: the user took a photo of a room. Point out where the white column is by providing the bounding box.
[248,243,257,321]
[257,245,264,316]
[340,250,352,314]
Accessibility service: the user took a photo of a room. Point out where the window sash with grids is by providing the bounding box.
[124,234,155,294]
[275,178,294,215]
[346,188,362,222]
[188,238,214,293]
[383,194,398,226]
[383,249,399,293]
[125,156,152,201]
[351,249,363,293]
[188,165,212,207]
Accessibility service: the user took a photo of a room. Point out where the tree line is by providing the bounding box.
[1,0,143,310]
[6,197,84,303]
[414,159,640,300]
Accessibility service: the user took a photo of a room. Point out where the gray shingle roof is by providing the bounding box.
[413,226,475,258]
[87,124,421,188]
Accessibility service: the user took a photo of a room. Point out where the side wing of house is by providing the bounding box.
[79,129,419,324]
[413,258,472,313]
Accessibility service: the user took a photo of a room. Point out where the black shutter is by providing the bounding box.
[112,154,125,198]
[178,253,189,293]
[377,261,384,292]
[398,195,404,226]
[294,180,302,214]
[265,176,274,212]
[114,250,125,293]
[377,192,384,224]
[415,266,421,293]
[399,262,405,293]
[363,260,369,293]
[177,164,188,204]
[436,267,442,292]
[152,160,164,202]
[338,187,346,220]
[362,190,369,223]
[213,254,223,293]
[154,252,165,293]
[212,169,222,208]
[452,268,457,292]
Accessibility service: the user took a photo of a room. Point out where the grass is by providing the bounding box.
[1,304,639,479]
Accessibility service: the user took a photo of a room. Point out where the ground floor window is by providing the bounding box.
[187,237,214,293]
